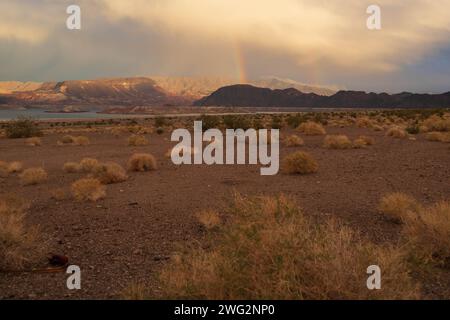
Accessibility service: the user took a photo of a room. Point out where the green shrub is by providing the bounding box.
[5,117,42,139]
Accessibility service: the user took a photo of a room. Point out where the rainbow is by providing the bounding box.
[233,40,248,84]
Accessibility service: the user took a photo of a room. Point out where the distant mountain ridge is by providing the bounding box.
[194,85,450,108]
[0,76,337,107]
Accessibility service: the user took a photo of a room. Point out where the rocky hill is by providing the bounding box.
[194,85,450,108]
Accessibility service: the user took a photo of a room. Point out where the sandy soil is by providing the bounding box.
[0,125,449,299]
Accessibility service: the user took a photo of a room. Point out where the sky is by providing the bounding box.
[1,0,450,93]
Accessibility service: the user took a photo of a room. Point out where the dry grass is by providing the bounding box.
[26,137,42,146]
[282,151,318,174]
[19,167,48,186]
[80,158,100,173]
[386,127,408,139]
[63,162,81,173]
[284,135,304,147]
[92,162,128,184]
[128,153,157,172]
[354,136,375,148]
[323,135,353,149]
[128,134,149,146]
[379,193,421,223]
[380,193,450,266]
[160,195,420,299]
[0,195,44,270]
[404,201,450,265]
[196,210,221,230]
[71,178,106,202]
[297,121,326,135]
[425,132,450,143]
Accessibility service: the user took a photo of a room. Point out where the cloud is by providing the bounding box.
[99,0,450,72]
[0,0,450,91]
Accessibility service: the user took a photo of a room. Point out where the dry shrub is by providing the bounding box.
[297,121,326,135]
[323,135,353,149]
[282,151,318,174]
[354,136,375,148]
[284,135,304,147]
[7,161,23,173]
[58,135,75,145]
[379,193,421,223]
[73,136,90,146]
[421,115,450,132]
[196,210,221,230]
[160,195,419,299]
[128,153,157,172]
[26,137,42,146]
[80,158,100,173]
[71,178,106,202]
[404,201,450,265]
[386,127,408,139]
[0,195,44,270]
[63,162,81,173]
[425,132,450,143]
[356,117,373,128]
[92,162,128,184]
[19,167,48,185]
[380,194,450,266]
[128,134,149,146]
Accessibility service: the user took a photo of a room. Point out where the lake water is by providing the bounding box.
[0,108,142,121]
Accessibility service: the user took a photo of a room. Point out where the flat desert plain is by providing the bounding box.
[0,113,449,299]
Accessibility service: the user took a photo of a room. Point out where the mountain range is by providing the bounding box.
[1,77,449,109]
[194,85,450,109]
[0,76,336,108]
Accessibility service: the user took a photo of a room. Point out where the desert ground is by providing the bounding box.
[0,110,449,299]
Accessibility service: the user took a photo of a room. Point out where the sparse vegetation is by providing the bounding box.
[297,121,326,135]
[71,178,106,202]
[128,153,157,172]
[160,195,420,299]
[323,135,353,149]
[282,151,318,174]
[19,167,48,185]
